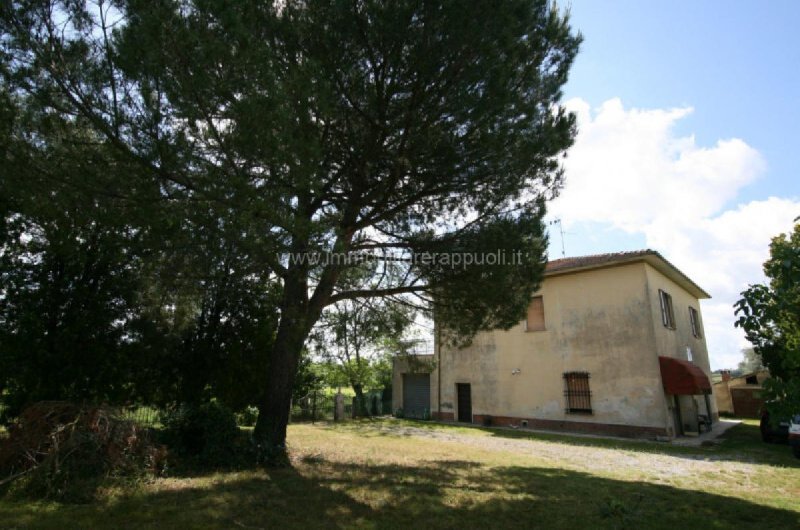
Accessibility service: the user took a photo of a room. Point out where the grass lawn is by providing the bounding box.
[1,418,798,529]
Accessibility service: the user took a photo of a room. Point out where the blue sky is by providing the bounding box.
[548,1,800,369]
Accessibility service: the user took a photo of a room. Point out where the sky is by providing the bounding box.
[547,1,800,370]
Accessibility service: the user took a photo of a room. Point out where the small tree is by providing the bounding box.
[735,221,800,419]
[314,299,413,416]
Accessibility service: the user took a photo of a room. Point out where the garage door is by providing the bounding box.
[403,373,431,419]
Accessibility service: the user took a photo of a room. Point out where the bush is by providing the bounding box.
[160,402,246,468]
[236,406,259,427]
[0,402,166,502]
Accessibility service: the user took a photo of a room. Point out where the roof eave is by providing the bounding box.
[544,251,711,300]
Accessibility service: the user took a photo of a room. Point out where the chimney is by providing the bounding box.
[721,370,731,382]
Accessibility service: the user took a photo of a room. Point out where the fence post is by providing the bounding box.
[334,392,344,422]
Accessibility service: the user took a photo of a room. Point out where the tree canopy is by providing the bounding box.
[312,298,414,415]
[735,221,800,418]
[1,0,581,454]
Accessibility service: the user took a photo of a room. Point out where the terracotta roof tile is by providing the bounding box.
[544,249,711,299]
[545,249,657,273]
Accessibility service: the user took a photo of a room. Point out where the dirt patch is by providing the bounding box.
[369,424,757,479]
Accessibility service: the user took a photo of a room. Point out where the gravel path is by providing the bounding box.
[373,424,758,479]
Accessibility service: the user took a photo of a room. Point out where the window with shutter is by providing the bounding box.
[658,289,676,329]
[689,306,702,338]
[526,296,545,331]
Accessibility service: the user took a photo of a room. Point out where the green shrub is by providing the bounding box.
[161,402,245,468]
[236,406,259,427]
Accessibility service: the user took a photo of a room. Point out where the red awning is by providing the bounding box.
[658,356,712,395]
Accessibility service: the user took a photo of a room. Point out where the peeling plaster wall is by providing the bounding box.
[434,262,686,432]
[643,263,717,432]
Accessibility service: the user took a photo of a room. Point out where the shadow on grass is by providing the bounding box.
[326,418,800,469]
[1,456,797,530]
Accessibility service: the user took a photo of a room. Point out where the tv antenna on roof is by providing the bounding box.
[549,219,566,257]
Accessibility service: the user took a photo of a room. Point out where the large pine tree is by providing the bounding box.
[1,0,581,457]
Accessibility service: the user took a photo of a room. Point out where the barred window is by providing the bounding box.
[564,372,592,414]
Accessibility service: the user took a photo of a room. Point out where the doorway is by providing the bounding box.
[456,383,472,423]
[673,395,683,436]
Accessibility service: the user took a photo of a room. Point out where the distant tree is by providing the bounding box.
[735,221,800,419]
[737,347,765,375]
[2,0,581,456]
[313,299,413,416]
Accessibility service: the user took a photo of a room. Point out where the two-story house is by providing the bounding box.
[393,250,716,439]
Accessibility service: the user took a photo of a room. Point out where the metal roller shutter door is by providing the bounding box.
[403,373,430,418]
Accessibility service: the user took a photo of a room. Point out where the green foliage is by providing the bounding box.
[418,204,550,346]
[313,299,412,415]
[0,195,152,418]
[292,349,325,403]
[236,406,260,428]
[2,0,580,448]
[160,402,245,468]
[735,222,800,418]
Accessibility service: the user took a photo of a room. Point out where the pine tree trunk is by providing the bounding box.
[253,271,309,463]
[253,330,302,463]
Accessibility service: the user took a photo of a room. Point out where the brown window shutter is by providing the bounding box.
[527,296,545,331]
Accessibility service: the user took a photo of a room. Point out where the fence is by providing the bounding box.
[290,392,340,422]
[120,406,162,428]
[14,394,395,429]
[290,390,393,423]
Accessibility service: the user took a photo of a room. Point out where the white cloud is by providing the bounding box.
[552,97,800,370]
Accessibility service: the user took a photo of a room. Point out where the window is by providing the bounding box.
[688,306,702,338]
[745,375,758,385]
[563,372,592,414]
[526,296,545,331]
[658,289,676,329]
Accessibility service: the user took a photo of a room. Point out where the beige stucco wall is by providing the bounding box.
[428,259,716,437]
[434,262,676,432]
[714,381,735,415]
[392,355,435,414]
[643,263,718,431]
